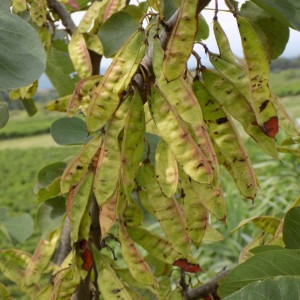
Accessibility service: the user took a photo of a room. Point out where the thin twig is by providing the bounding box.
[184,268,231,300]
[47,0,77,34]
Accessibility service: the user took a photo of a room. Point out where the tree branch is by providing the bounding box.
[184,268,231,300]
[136,0,211,102]
[47,0,77,35]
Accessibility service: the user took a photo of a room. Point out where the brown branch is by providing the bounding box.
[183,268,231,300]
[47,0,77,35]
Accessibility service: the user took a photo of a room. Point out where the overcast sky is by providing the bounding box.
[201,0,300,58]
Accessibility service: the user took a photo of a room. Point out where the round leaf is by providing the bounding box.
[283,206,300,249]
[1,213,34,244]
[36,197,66,239]
[37,162,67,188]
[50,117,89,145]
[0,11,46,89]
[98,11,140,57]
[223,276,300,300]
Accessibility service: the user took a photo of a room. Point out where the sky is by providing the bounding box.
[200,0,300,59]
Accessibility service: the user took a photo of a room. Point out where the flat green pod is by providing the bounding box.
[163,0,198,81]
[127,226,182,264]
[67,75,102,116]
[68,30,93,78]
[60,134,103,194]
[193,80,258,200]
[185,121,219,187]
[103,0,128,22]
[237,14,278,138]
[208,51,250,102]
[93,95,131,207]
[153,38,204,125]
[201,67,278,159]
[213,18,236,63]
[118,222,157,287]
[25,230,61,285]
[77,1,108,33]
[30,0,47,26]
[121,91,145,198]
[86,29,146,132]
[271,93,299,137]
[93,252,132,300]
[69,172,93,243]
[45,95,70,113]
[179,168,208,244]
[117,189,143,228]
[191,179,226,222]
[149,86,213,184]
[136,162,191,255]
[155,138,178,198]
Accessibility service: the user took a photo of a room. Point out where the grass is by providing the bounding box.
[270,69,300,97]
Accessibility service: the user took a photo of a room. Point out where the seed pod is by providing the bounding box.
[86,29,146,132]
[68,30,92,78]
[117,188,143,228]
[78,1,108,33]
[60,134,103,194]
[193,80,258,200]
[94,252,132,300]
[45,95,70,113]
[136,161,191,255]
[119,221,157,287]
[163,0,198,81]
[179,168,208,244]
[201,67,278,159]
[67,75,102,116]
[103,0,128,22]
[155,138,178,198]
[149,85,213,184]
[191,179,226,222]
[213,18,236,63]
[237,14,278,138]
[68,172,93,243]
[93,95,131,206]
[30,0,47,26]
[208,51,250,101]
[121,91,145,198]
[99,188,118,239]
[127,227,182,264]
[153,38,204,125]
[271,92,299,137]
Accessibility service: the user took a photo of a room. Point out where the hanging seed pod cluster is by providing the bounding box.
[13,0,298,298]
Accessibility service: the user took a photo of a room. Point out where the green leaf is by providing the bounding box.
[36,197,66,239]
[0,101,9,129]
[250,245,284,254]
[241,1,289,59]
[0,11,46,90]
[98,11,140,57]
[0,0,10,11]
[195,14,209,41]
[0,282,11,300]
[50,117,89,145]
[0,213,33,244]
[45,40,79,96]
[218,249,300,298]
[223,276,300,300]
[37,162,67,188]
[252,0,300,31]
[283,207,300,249]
